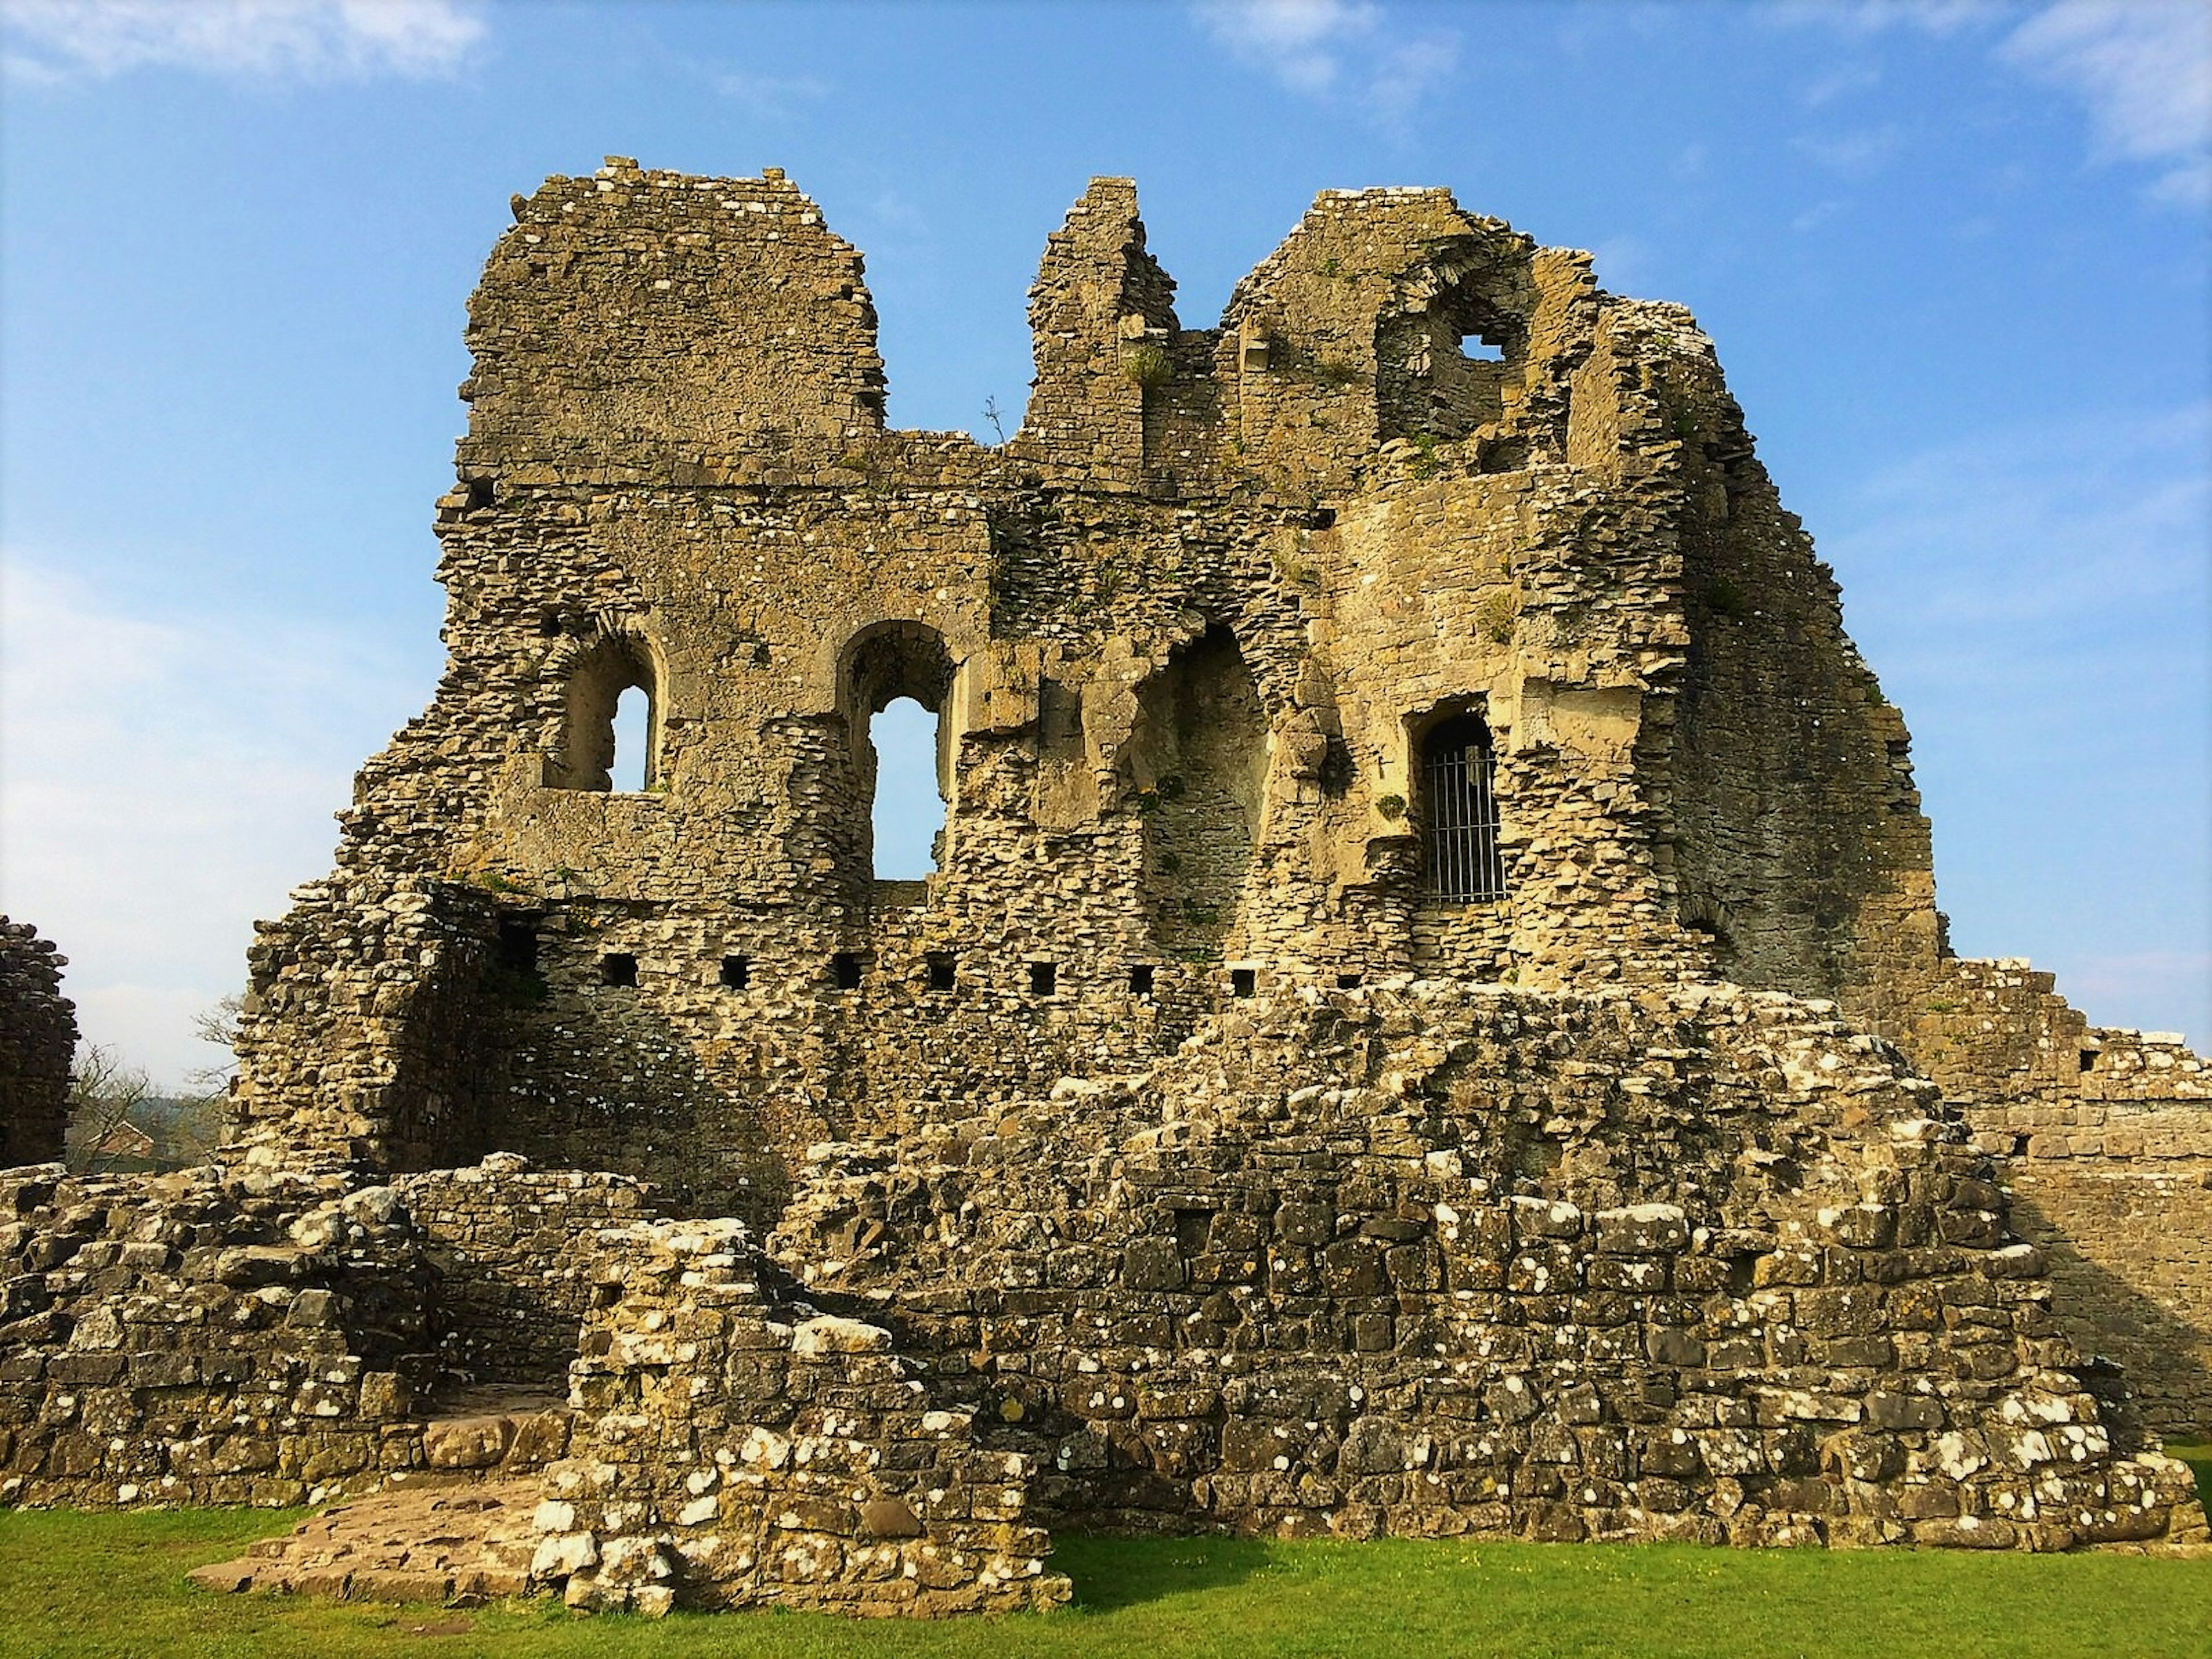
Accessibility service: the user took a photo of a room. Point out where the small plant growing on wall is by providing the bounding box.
[1122,342,1172,389]
[1475,590,1517,645]
[1377,793,1406,820]
[1315,355,1363,389]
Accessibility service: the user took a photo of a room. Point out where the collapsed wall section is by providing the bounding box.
[1888,957,2212,1439]
[520,1217,1067,1615]
[0,1165,430,1509]
[772,984,2207,1550]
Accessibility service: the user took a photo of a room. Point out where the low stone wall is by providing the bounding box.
[772,981,2209,1550]
[519,1217,1066,1615]
[0,919,75,1168]
[395,1157,660,1388]
[0,1164,430,1508]
[1890,957,2212,1440]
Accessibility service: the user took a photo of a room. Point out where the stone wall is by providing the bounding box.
[0,1164,429,1508]
[395,1157,661,1389]
[231,164,1940,1196]
[770,983,2206,1550]
[0,918,75,1168]
[36,165,2196,1603]
[1877,957,2212,1438]
[525,1217,1065,1615]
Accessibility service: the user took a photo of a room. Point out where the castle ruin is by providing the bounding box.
[3,161,2206,1615]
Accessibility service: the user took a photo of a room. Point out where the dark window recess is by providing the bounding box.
[1029,961,1057,997]
[926,952,957,991]
[537,611,563,638]
[832,952,863,990]
[1231,967,1257,998]
[1306,505,1336,531]
[720,955,750,990]
[1128,964,1156,996]
[2079,1048,2098,1073]
[1336,972,1363,990]
[464,477,495,510]
[600,952,638,988]
[1421,712,1508,903]
[495,918,539,975]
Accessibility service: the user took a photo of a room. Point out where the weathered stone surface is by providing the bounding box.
[3,166,2207,1622]
[0,919,74,1168]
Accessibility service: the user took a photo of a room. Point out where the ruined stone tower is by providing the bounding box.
[226,164,1955,1205]
[4,166,2203,1607]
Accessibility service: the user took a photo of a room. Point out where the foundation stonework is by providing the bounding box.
[4,164,2208,1613]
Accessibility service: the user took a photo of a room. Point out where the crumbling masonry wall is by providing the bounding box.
[768,984,2203,1548]
[0,919,75,1168]
[9,162,2202,1584]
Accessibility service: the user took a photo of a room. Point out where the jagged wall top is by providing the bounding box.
[459,157,887,480]
[453,164,1604,495]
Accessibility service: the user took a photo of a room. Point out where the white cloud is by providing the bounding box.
[1772,0,2002,39]
[1198,0,1374,93]
[1195,0,1456,133]
[1821,404,2212,1048]
[2000,0,2212,204]
[1794,123,1906,175]
[1,0,484,83]
[1781,0,2211,206]
[713,66,830,121]
[0,558,429,1086]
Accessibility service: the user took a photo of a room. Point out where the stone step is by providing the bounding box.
[191,1478,544,1607]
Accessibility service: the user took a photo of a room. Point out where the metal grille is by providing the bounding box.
[1422,719,1506,903]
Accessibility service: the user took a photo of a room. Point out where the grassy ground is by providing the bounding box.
[1,1497,2207,1659]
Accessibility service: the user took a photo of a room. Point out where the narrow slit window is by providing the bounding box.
[720,955,750,990]
[600,952,638,988]
[1421,712,1507,903]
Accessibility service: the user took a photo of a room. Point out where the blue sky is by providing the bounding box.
[2,0,2206,1084]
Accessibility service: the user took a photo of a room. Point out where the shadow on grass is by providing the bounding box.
[1050,1535,1272,1612]
[2168,1444,2211,1513]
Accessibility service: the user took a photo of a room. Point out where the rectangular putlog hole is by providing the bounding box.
[926,952,957,992]
[600,952,638,988]
[1128,964,1155,996]
[1230,967,1257,999]
[1028,961,1057,997]
[720,955,751,990]
[832,952,863,990]
[496,918,539,975]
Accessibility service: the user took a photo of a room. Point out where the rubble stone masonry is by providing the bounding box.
[0,919,75,1168]
[3,164,2207,1615]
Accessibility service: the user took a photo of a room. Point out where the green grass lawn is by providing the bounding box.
[1,1497,2207,1659]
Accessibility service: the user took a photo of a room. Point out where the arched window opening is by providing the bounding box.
[555,634,658,793]
[611,684,652,793]
[1459,331,1506,363]
[870,695,946,878]
[841,622,956,884]
[1420,712,1506,903]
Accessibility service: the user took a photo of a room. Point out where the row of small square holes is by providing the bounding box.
[593,954,1361,997]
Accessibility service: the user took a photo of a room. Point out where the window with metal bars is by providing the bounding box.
[1420,713,1506,903]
